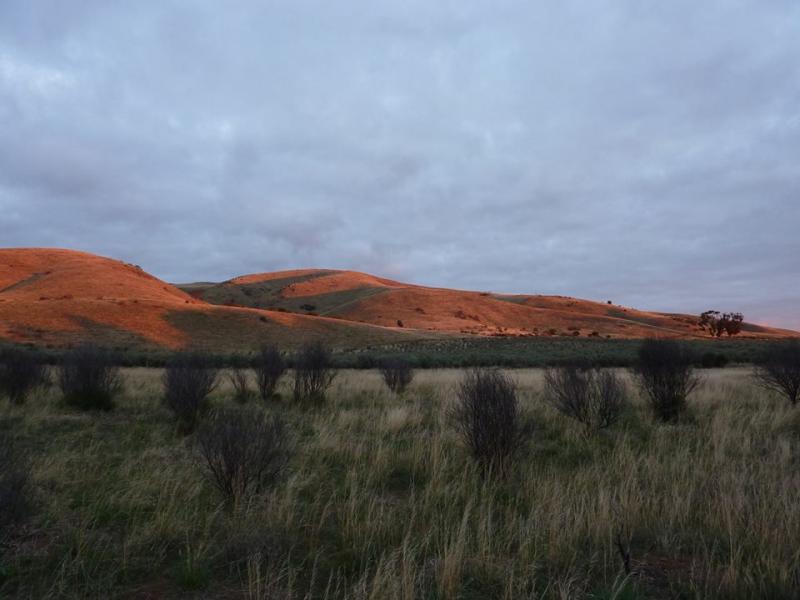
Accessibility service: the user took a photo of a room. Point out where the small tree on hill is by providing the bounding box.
[699,311,744,337]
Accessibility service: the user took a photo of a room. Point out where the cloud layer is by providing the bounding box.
[1,1,799,328]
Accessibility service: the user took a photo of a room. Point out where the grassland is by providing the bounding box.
[2,367,799,598]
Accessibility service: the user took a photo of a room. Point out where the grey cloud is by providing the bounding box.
[0,0,798,329]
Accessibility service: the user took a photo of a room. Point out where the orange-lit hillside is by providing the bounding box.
[0,250,424,350]
[197,269,797,339]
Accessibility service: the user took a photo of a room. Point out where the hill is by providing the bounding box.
[187,268,797,340]
[0,249,432,351]
[1,249,795,354]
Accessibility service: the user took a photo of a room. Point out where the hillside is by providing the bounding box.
[1,249,794,353]
[0,249,431,351]
[189,268,797,340]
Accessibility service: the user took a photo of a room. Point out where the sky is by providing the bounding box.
[1,1,798,330]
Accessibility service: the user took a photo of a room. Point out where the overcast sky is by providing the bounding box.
[1,1,798,329]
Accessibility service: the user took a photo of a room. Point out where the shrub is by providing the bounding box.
[543,365,626,431]
[448,368,526,474]
[227,366,251,403]
[58,345,122,411]
[163,353,219,433]
[292,342,336,403]
[754,341,800,406]
[196,409,290,506]
[0,426,30,541]
[633,339,700,422]
[254,345,286,401]
[700,352,729,369]
[379,357,414,394]
[0,347,48,405]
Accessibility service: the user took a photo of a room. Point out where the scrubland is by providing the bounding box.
[1,368,799,599]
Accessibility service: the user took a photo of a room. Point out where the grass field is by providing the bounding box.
[1,367,799,598]
[0,337,777,370]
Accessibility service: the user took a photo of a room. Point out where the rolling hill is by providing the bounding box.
[187,268,797,340]
[0,249,795,353]
[0,249,432,351]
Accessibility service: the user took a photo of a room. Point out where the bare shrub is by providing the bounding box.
[379,357,414,394]
[0,347,48,405]
[292,342,336,403]
[58,345,122,411]
[163,353,219,433]
[754,340,800,405]
[227,366,251,403]
[448,368,526,474]
[633,339,700,422]
[196,409,290,506]
[254,345,286,401]
[0,426,31,540]
[543,365,626,431]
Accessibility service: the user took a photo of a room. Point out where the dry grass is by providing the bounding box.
[0,368,798,598]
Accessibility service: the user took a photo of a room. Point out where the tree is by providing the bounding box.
[699,311,744,337]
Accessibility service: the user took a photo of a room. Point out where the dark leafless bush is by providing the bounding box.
[543,365,626,431]
[448,368,527,474]
[254,345,286,401]
[227,366,251,403]
[196,408,290,506]
[0,347,48,405]
[58,345,122,411]
[292,342,336,403]
[0,427,31,540]
[754,341,800,405]
[632,339,700,422]
[163,353,218,433]
[379,358,414,394]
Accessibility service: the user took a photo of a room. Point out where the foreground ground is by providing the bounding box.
[1,368,799,598]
